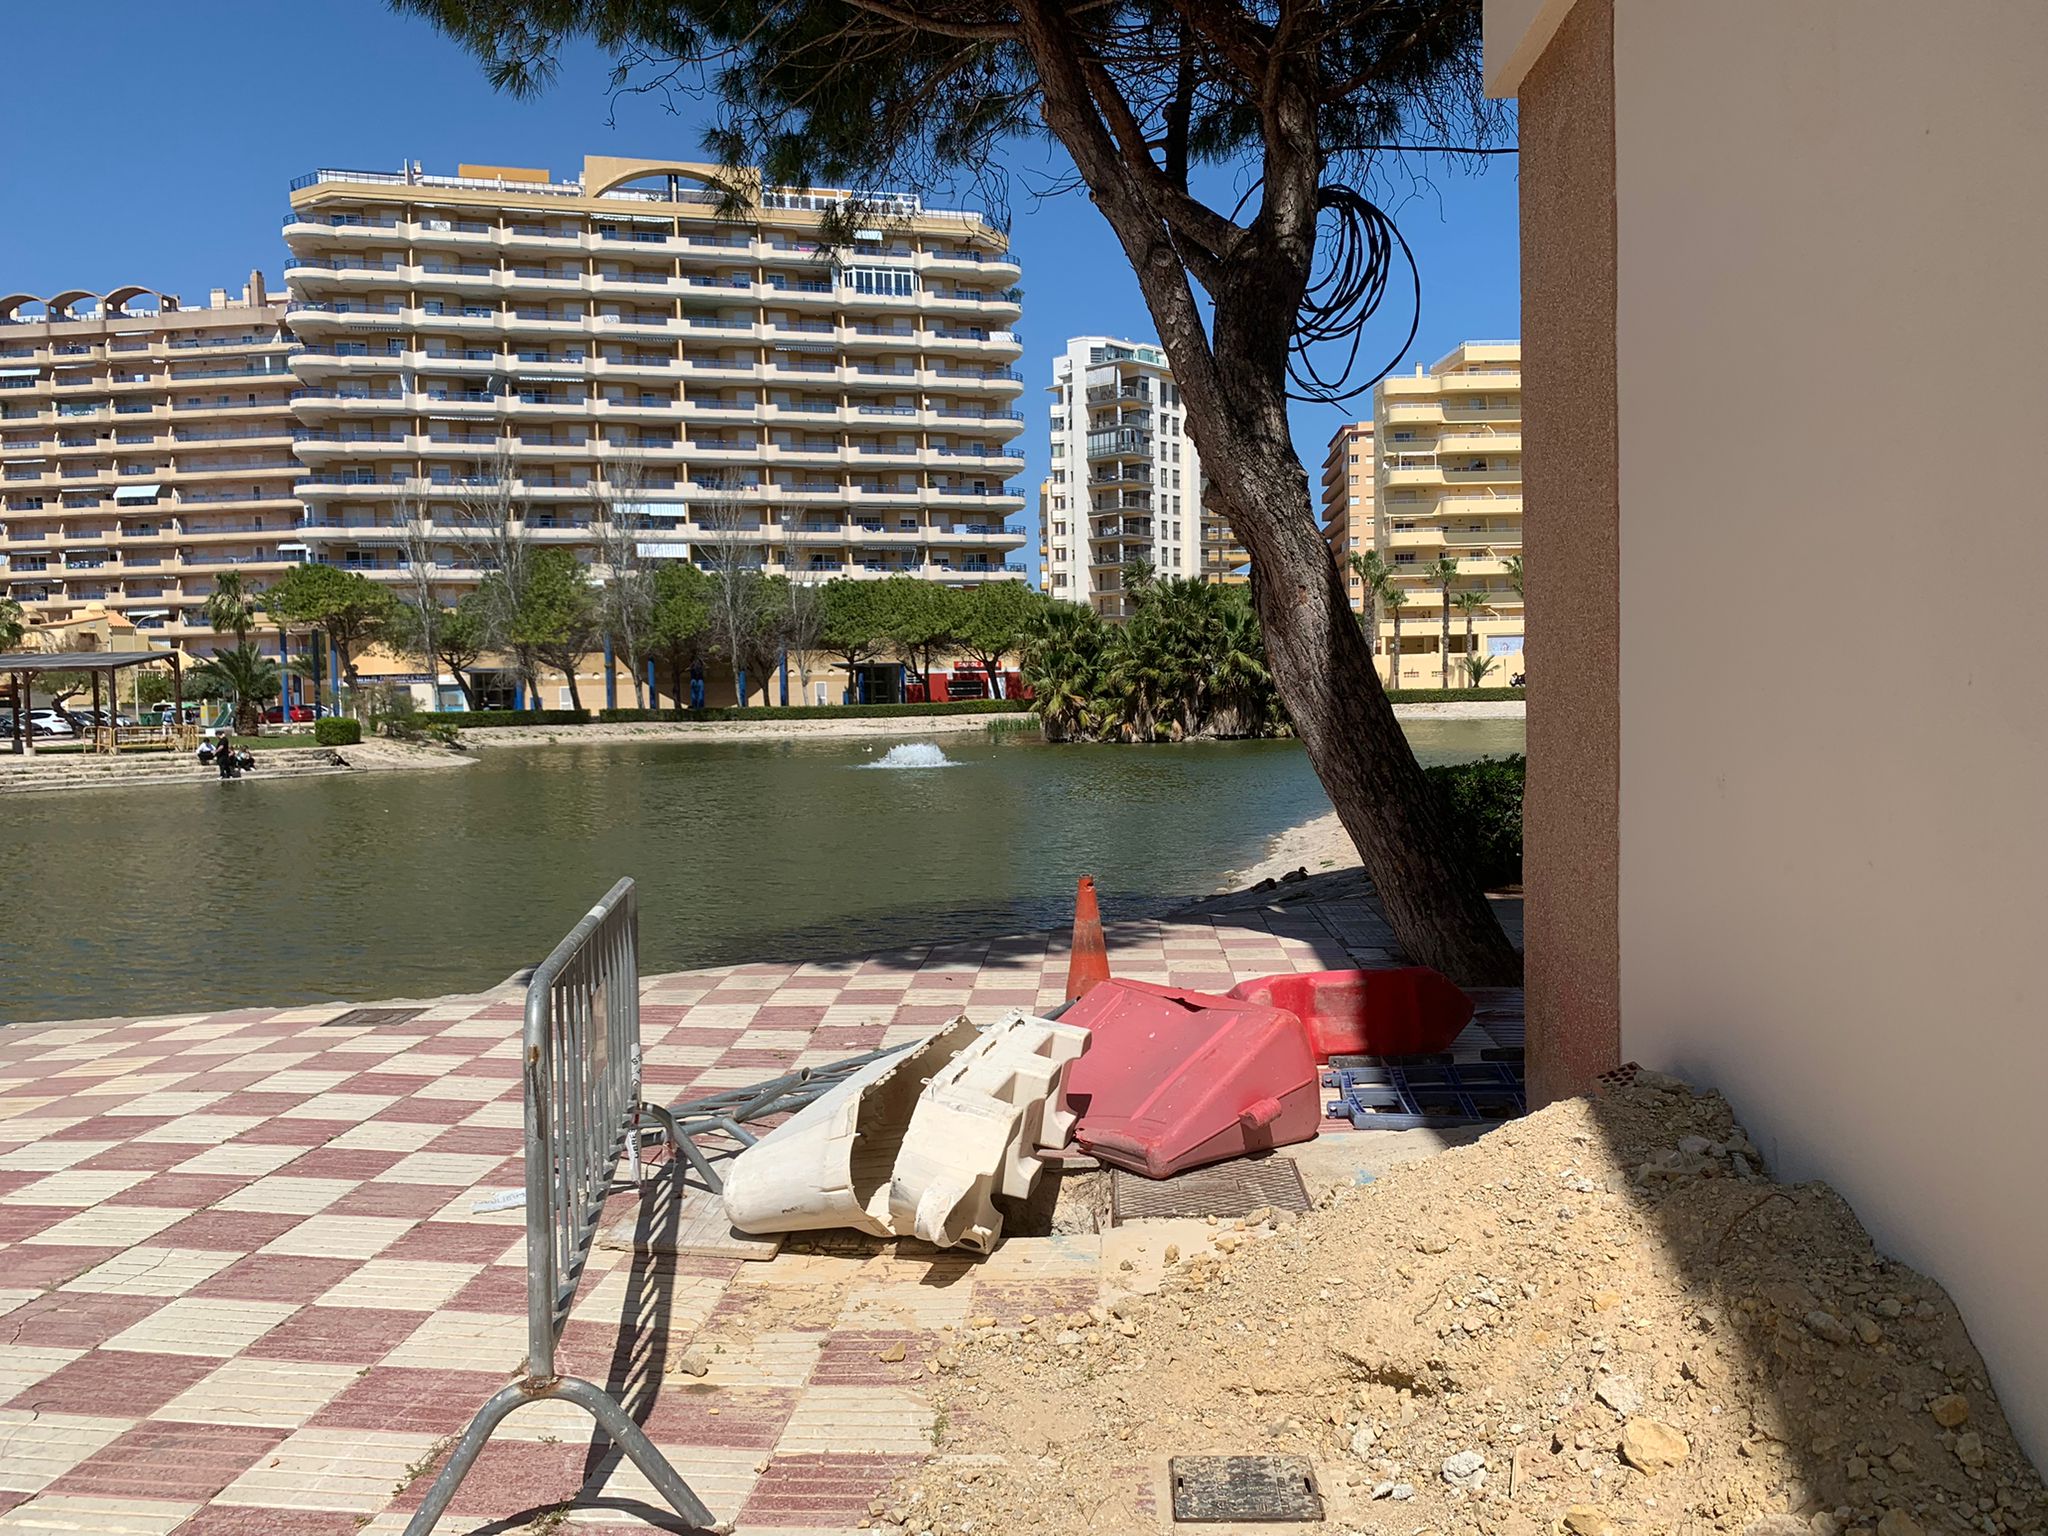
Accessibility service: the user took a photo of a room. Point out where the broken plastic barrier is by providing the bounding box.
[888,1011,1090,1252]
[720,1011,1088,1250]
[721,1017,978,1238]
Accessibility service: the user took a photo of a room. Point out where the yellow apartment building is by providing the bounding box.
[1319,419,1376,630]
[1371,341,1523,687]
[0,276,298,657]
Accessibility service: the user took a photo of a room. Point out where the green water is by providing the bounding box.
[0,717,1524,1023]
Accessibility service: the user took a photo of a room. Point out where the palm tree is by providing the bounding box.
[1019,603,1103,743]
[0,596,23,651]
[1382,586,1410,692]
[1452,591,1490,686]
[202,572,260,648]
[188,644,281,735]
[1428,555,1461,689]
[1348,548,1392,676]
[1504,553,1524,600]
[1461,652,1500,687]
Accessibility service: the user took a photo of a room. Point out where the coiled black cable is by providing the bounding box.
[1288,185,1420,405]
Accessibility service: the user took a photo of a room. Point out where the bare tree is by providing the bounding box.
[445,443,540,703]
[393,484,445,708]
[778,515,828,707]
[591,448,656,709]
[695,483,775,705]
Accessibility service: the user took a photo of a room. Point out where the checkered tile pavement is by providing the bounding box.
[0,906,1392,1534]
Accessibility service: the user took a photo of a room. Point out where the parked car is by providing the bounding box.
[27,708,77,737]
[65,708,136,729]
[262,704,317,724]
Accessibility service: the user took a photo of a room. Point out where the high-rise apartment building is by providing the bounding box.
[1043,337,1202,618]
[1320,419,1376,621]
[281,157,1028,623]
[0,276,297,652]
[1371,341,1523,686]
[2,155,1030,689]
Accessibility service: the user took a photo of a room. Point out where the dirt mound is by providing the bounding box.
[884,1077,2047,1536]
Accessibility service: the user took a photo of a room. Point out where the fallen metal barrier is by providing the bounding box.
[403,878,712,1536]
[663,1042,912,1194]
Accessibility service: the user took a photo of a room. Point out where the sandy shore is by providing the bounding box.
[336,739,476,773]
[1223,808,1357,889]
[459,711,1017,749]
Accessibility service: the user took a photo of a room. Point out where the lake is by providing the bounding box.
[0,717,1524,1023]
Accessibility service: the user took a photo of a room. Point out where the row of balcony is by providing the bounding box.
[283,214,1019,273]
[283,260,1019,310]
[292,474,1022,505]
[289,323,1020,358]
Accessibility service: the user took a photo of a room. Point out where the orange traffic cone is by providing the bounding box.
[1065,875,1110,1001]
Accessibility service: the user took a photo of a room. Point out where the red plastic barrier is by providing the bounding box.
[1225,968,1473,1060]
[1058,979,1320,1178]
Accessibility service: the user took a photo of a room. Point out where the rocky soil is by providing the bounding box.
[880,1075,2046,1536]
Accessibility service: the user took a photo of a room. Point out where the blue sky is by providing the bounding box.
[0,0,1520,561]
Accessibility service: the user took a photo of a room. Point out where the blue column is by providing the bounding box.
[737,668,748,707]
[779,647,789,707]
[603,633,617,712]
[646,659,656,706]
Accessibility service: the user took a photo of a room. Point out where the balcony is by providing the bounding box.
[1085,427,1152,462]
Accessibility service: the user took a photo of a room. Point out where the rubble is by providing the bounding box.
[894,1080,2048,1535]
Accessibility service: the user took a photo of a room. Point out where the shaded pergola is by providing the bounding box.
[0,648,186,756]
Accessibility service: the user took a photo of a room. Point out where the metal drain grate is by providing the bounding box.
[323,1007,425,1029]
[1170,1456,1323,1523]
[1110,1157,1310,1225]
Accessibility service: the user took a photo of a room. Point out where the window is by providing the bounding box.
[838,266,916,298]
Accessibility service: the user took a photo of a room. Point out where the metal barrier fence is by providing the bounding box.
[403,878,712,1536]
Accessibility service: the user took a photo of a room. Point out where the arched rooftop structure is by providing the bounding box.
[582,156,734,202]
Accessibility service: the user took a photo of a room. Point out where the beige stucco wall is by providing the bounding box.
[1607,0,2048,1459]
[1519,0,1619,1108]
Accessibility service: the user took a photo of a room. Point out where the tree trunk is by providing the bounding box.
[1391,608,1403,690]
[1363,589,1379,681]
[1205,424,1521,983]
[452,669,479,709]
[1439,585,1453,690]
[1464,611,1477,686]
[561,665,583,713]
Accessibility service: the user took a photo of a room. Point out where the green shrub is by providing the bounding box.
[1423,753,1525,890]
[448,709,591,728]
[1384,687,1524,703]
[314,718,362,747]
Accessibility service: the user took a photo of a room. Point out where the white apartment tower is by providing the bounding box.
[281,156,1027,606]
[1042,337,1202,618]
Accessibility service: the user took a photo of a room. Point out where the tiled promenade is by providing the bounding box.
[0,899,1397,1534]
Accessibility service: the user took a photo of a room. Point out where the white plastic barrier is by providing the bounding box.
[889,1012,1090,1251]
[720,1012,1087,1250]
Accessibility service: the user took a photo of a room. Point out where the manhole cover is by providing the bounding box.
[323,1007,425,1029]
[1170,1456,1323,1523]
[1110,1157,1310,1224]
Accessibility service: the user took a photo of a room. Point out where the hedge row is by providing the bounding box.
[1423,752,1526,889]
[448,699,1035,729]
[313,718,362,746]
[1384,687,1525,703]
